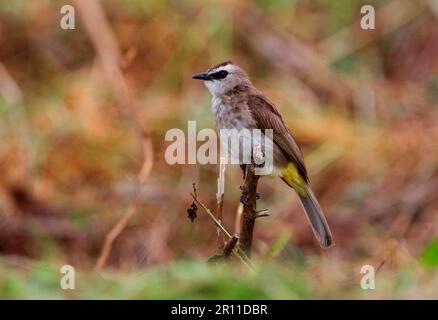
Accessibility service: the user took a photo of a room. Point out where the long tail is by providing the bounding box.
[298,184,334,248]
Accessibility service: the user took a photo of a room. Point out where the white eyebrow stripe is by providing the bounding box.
[210,64,236,74]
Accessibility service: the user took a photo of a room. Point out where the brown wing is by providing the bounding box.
[248,92,308,181]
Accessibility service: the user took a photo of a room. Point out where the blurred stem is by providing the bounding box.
[75,0,153,271]
[216,159,226,250]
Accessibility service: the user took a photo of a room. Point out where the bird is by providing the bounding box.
[192,60,334,248]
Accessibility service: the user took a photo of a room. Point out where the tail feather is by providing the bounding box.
[298,185,334,249]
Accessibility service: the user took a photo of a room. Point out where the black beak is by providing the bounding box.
[192,72,211,81]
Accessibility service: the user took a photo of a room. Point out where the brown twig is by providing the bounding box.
[234,202,243,234]
[255,209,270,218]
[190,193,252,269]
[376,259,386,275]
[75,0,153,271]
[94,138,152,271]
[216,159,226,249]
[239,165,260,257]
[223,234,239,258]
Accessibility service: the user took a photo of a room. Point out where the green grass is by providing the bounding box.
[1,258,437,299]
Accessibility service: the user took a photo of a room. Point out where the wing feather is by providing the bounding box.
[248,92,308,181]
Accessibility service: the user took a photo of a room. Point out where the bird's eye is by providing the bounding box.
[211,70,228,80]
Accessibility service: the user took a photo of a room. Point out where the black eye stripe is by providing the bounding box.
[210,70,228,80]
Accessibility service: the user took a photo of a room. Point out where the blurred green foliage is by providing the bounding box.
[1,258,437,299]
[420,238,438,269]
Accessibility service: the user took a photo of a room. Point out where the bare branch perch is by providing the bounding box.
[239,165,260,257]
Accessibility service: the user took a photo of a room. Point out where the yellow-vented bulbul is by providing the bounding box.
[193,61,334,248]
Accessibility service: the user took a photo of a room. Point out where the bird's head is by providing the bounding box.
[192,60,251,96]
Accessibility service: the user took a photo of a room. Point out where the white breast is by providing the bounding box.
[211,96,255,130]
